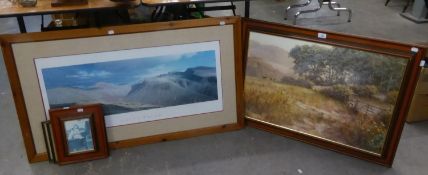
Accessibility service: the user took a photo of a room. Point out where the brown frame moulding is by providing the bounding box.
[49,104,108,165]
[0,16,244,163]
[242,18,426,167]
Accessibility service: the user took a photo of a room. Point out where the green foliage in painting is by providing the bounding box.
[289,45,407,92]
[352,85,379,98]
[320,85,353,103]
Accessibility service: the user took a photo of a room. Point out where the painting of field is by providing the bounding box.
[245,32,408,154]
[35,41,223,127]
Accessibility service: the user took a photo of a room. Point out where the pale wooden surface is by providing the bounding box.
[141,0,240,6]
[407,69,428,122]
[0,0,139,17]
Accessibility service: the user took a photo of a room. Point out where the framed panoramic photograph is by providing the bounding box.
[49,104,108,165]
[242,19,426,166]
[35,41,223,127]
[0,16,243,163]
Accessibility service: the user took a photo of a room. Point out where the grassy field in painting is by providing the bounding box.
[245,76,390,153]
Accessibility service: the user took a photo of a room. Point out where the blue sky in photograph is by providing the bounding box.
[42,50,216,89]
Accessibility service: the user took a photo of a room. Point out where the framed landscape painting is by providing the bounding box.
[242,19,425,166]
[35,41,223,127]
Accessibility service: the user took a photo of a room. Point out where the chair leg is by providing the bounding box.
[294,1,322,24]
[17,16,26,33]
[231,1,236,16]
[152,6,166,21]
[285,0,313,20]
[293,0,352,24]
[323,1,340,16]
[402,0,412,13]
[327,1,352,22]
[40,15,44,31]
[151,6,160,21]
[385,0,391,6]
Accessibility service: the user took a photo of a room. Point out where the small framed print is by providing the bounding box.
[64,117,95,155]
[49,104,108,165]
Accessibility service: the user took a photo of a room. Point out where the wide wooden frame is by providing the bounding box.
[49,104,108,165]
[242,18,426,167]
[0,16,244,163]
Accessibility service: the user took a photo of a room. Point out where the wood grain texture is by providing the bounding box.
[109,123,242,149]
[51,0,88,7]
[382,49,426,165]
[141,0,242,6]
[406,44,428,122]
[0,16,243,163]
[0,17,239,43]
[49,104,109,165]
[31,153,49,162]
[242,18,426,167]
[0,42,39,163]
[0,0,139,17]
[234,17,245,127]
[242,19,425,59]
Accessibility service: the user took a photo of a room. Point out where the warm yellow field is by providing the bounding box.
[245,76,389,154]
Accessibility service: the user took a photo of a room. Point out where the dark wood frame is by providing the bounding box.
[51,0,89,7]
[242,18,426,167]
[49,104,108,165]
[0,16,244,163]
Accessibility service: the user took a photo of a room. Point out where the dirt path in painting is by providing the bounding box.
[291,101,353,144]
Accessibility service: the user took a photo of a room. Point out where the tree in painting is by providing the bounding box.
[245,32,408,154]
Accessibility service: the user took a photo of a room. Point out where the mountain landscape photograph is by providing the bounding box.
[39,49,220,122]
[245,32,408,154]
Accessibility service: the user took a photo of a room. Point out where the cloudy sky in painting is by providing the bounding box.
[41,50,216,89]
[249,32,333,51]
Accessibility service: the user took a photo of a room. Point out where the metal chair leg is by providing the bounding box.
[152,6,166,22]
[231,1,236,16]
[151,6,160,21]
[285,0,313,20]
[17,16,26,33]
[327,1,352,22]
[402,0,412,13]
[293,3,322,24]
[40,15,44,31]
[323,1,340,16]
[385,0,391,6]
[293,0,352,25]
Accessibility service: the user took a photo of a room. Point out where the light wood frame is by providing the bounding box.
[0,16,244,163]
[242,18,426,167]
